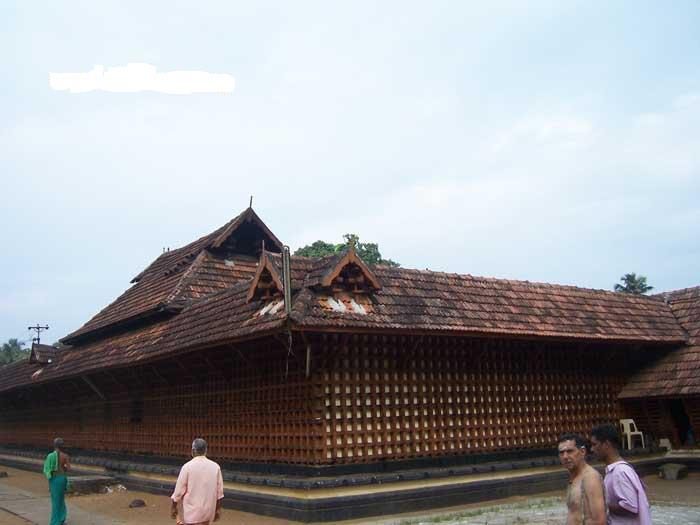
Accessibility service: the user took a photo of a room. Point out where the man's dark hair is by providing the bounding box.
[591,424,621,450]
[557,433,587,449]
[53,437,64,450]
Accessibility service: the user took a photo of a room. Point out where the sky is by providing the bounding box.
[1,1,699,344]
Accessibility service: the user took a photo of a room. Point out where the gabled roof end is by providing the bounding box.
[320,246,382,291]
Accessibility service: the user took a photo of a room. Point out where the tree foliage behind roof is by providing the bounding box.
[294,234,400,267]
[614,273,653,295]
[1,338,29,365]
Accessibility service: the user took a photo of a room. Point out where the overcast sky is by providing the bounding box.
[1,1,699,344]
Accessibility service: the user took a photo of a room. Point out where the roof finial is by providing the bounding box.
[249,195,253,208]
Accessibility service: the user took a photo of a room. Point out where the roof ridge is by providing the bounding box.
[374,266,664,302]
[130,223,229,283]
[653,285,700,302]
[165,250,211,304]
[181,277,256,313]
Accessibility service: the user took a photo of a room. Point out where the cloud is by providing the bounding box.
[49,63,235,95]
[491,114,594,153]
[287,92,700,290]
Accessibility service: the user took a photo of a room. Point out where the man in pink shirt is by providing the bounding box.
[171,438,224,525]
[590,424,651,525]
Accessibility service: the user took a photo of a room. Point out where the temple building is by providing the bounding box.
[1,207,698,468]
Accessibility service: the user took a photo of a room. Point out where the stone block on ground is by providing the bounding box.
[129,498,147,508]
[658,463,688,480]
[67,475,117,494]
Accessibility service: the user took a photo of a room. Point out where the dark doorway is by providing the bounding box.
[668,399,691,447]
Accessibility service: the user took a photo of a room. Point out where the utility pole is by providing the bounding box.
[28,324,49,345]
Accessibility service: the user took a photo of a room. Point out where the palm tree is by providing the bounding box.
[614,273,653,295]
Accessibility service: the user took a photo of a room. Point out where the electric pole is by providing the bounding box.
[28,324,49,345]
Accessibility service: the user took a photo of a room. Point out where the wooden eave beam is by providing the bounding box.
[82,375,106,400]
[291,325,680,346]
[203,356,227,381]
[104,371,127,391]
[149,366,170,386]
[175,356,205,383]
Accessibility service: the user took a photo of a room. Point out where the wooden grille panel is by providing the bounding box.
[683,398,700,445]
[1,333,639,465]
[0,338,321,464]
[316,334,625,464]
[620,398,679,446]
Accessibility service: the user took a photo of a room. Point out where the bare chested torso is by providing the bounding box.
[566,464,603,525]
[55,451,70,474]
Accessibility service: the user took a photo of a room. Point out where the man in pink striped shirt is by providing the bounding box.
[171,438,224,525]
[590,424,651,525]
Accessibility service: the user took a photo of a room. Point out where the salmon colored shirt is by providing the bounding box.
[171,455,224,524]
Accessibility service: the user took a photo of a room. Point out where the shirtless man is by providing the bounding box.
[558,433,606,525]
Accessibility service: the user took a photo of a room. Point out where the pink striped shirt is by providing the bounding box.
[171,456,224,524]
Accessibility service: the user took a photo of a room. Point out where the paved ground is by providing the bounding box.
[0,481,114,525]
[393,473,700,525]
[397,499,700,525]
[1,467,699,524]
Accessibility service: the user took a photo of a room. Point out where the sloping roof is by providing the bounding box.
[1,209,691,396]
[29,343,58,364]
[292,266,686,342]
[62,209,274,345]
[619,286,700,399]
[0,281,287,393]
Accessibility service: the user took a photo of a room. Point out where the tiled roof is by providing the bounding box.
[0,280,287,393]
[619,286,700,399]
[1,210,691,396]
[292,266,686,342]
[29,343,58,365]
[62,209,276,344]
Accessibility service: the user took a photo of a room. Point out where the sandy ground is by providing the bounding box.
[645,471,700,505]
[0,466,290,525]
[0,466,698,525]
[0,509,27,525]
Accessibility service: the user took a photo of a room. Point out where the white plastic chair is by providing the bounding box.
[620,419,645,449]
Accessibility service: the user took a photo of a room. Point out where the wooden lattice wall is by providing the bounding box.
[0,337,321,463]
[620,398,676,445]
[0,332,639,465]
[622,396,700,447]
[313,333,626,464]
[684,398,700,445]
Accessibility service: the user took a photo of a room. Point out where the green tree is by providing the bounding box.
[614,273,653,295]
[294,234,400,267]
[293,240,338,259]
[0,338,29,365]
